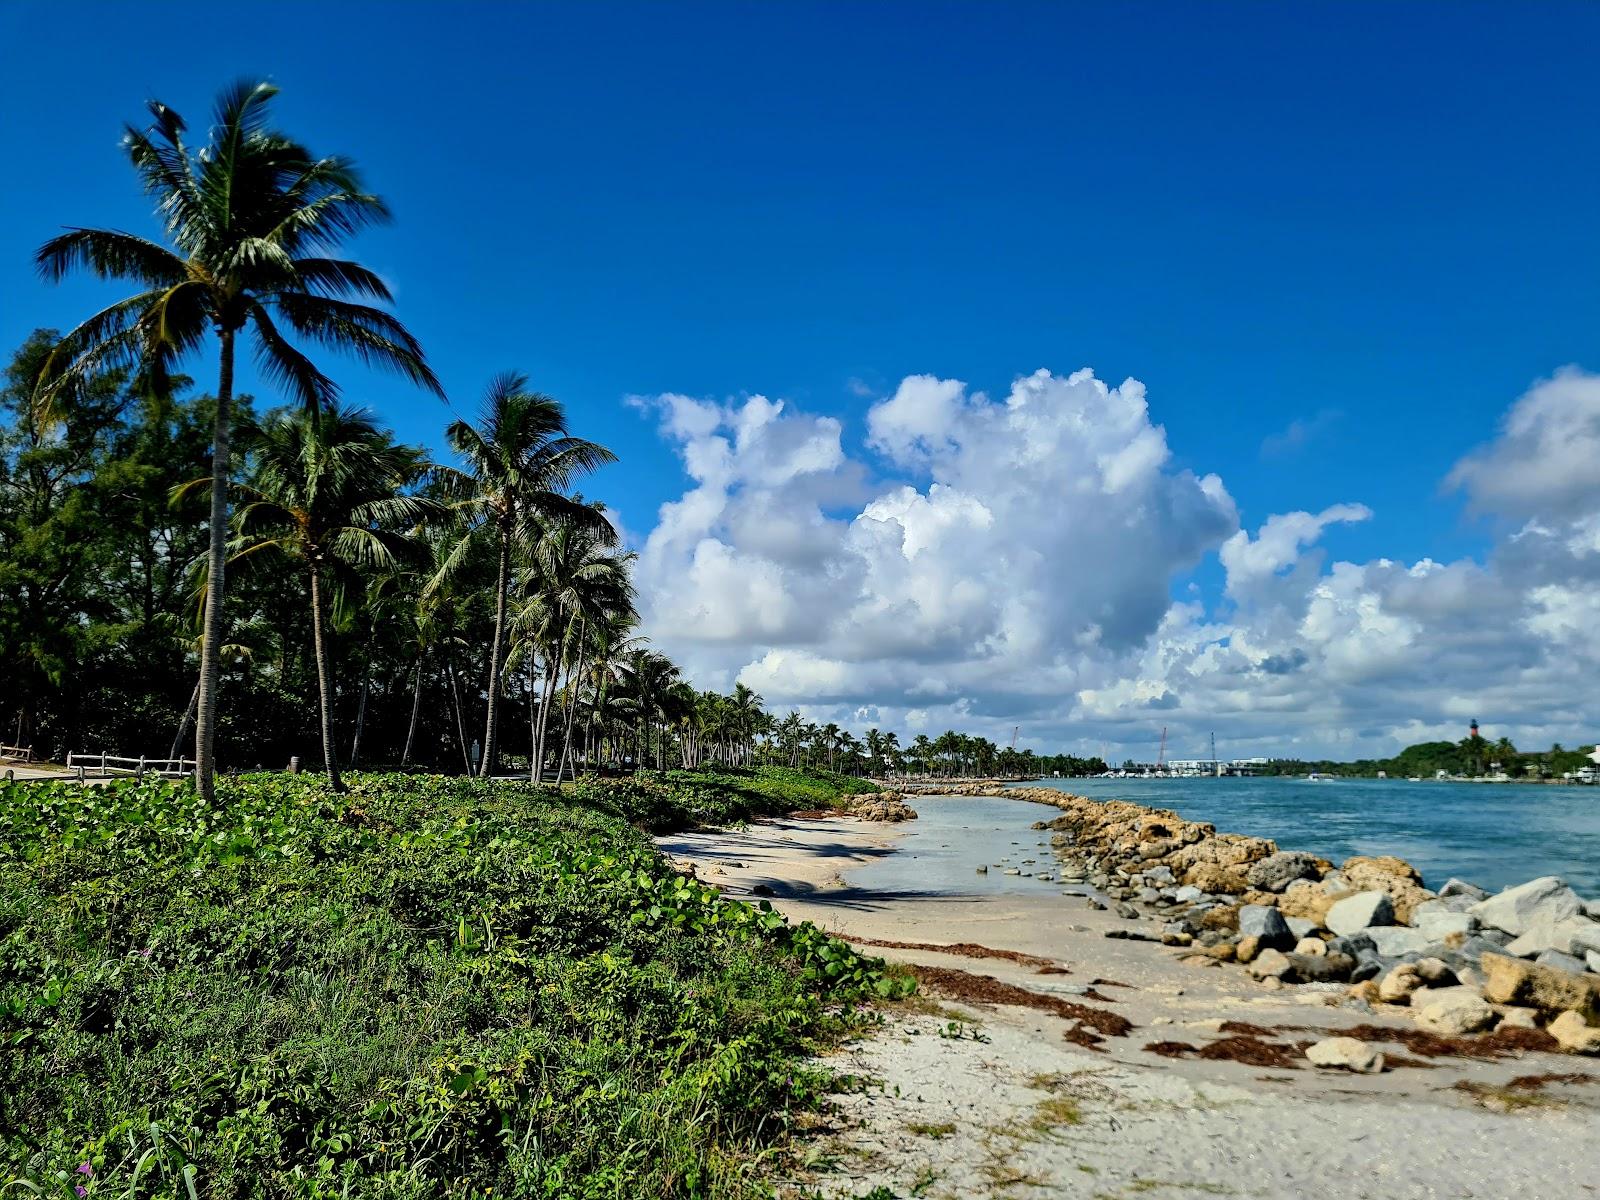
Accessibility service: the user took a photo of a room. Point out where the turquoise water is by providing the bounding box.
[1018,776,1600,897]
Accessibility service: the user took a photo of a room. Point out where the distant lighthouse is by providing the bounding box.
[1470,719,1480,740]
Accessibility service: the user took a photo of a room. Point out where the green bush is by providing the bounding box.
[0,773,909,1199]
[572,765,880,833]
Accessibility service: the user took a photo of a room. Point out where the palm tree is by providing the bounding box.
[224,405,434,790]
[35,81,440,800]
[432,374,615,776]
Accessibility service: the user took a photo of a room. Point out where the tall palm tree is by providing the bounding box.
[509,513,633,780]
[35,80,440,800]
[432,374,615,776]
[223,405,434,790]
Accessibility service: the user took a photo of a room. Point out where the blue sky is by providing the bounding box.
[4,2,1599,756]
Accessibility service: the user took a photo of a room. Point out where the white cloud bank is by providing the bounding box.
[631,367,1600,761]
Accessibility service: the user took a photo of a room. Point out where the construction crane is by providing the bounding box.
[1157,726,1167,770]
[1211,731,1219,777]
[1010,726,1019,751]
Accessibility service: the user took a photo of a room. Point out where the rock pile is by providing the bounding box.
[845,792,918,822]
[893,779,1600,1055]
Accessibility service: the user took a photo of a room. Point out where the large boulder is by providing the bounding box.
[1366,926,1433,958]
[1413,988,1496,1035]
[1246,948,1295,980]
[1326,891,1395,936]
[1339,855,1433,923]
[1414,909,1477,942]
[1481,951,1600,1019]
[1246,851,1324,893]
[1237,904,1295,950]
[1439,878,1490,901]
[1470,876,1584,937]
[1549,1011,1600,1055]
[1182,862,1249,894]
[1504,914,1600,959]
[1305,1037,1384,1073]
[1287,950,1355,983]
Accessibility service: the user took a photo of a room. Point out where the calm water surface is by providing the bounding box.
[1018,776,1600,896]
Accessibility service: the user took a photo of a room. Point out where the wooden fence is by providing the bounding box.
[66,752,196,780]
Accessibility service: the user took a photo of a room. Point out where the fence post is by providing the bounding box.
[138,756,146,779]
[77,766,85,784]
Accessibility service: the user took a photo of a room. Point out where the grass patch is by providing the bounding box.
[0,770,909,1198]
[904,1121,957,1139]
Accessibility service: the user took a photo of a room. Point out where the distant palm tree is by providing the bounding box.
[432,374,615,776]
[35,80,440,799]
[223,405,434,789]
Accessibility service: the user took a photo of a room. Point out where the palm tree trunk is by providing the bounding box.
[194,329,235,802]
[309,564,344,791]
[528,657,539,783]
[557,625,589,782]
[401,656,424,767]
[169,680,199,763]
[349,657,370,768]
[446,651,470,772]
[479,531,512,777]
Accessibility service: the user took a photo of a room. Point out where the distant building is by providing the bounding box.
[1588,744,1600,766]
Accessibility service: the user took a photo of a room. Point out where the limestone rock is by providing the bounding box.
[1366,927,1432,958]
[1439,877,1490,901]
[1494,1006,1540,1029]
[1589,950,1600,975]
[1238,904,1295,950]
[1481,951,1600,1019]
[1549,1011,1600,1055]
[1339,855,1433,923]
[1246,851,1323,893]
[1505,914,1600,959]
[1378,963,1424,1004]
[1326,891,1395,936]
[1285,916,1321,939]
[1305,1036,1385,1073]
[1470,876,1584,937]
[1247,948,1295,980]
[1347,979,1381,1004]
[1235,934,1261,963]
[1182,862,1249,894]
[1415,956,1456,986]
[1295,936,1327,956]
[1413,989,1496,1036]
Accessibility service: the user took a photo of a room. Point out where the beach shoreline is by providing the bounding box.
[658,803,1600,1198]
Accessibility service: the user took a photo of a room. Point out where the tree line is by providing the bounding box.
[3,79,1107,791]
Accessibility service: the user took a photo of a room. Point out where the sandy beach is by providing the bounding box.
[658,807,1600,1199]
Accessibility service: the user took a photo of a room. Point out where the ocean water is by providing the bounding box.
[1019,776,1600,897]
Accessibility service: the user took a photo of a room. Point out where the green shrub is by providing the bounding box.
[0,773,909,1199]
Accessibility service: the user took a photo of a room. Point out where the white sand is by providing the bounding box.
[659,812,1600,1200]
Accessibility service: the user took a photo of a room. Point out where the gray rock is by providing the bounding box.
[1114,902,1140,920]
[1246,948,1296,980]
[1537,949,1591,975]
[1144,865,1175,885]
[1439,878,1490,901]
[1322,871,1349,892]
[1085,898,1107,911]
[1350,952,1391,983]
[1238,904,1295,950]
[1326,891,1395,936]
[1286,916,1322,939]
[1327,931,1377,959]
[1586,898,1600,919]
[1414,909,1477,941]
[1413,989,1496,1035]
[1173,885,1204,904]
[1369,928,1433,960]
[1478,927,1513,947]
[1247,851,1322,893]
[1469,875,1584,937]
[1138,887,1162,904]
[1588,950,1600,974]
[1287,950,1356,983]
[1505,915,1600,959]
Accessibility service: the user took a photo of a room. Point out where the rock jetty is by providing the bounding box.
[894,780,1600,1055]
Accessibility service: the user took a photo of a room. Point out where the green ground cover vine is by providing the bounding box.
[0,769,908,1199]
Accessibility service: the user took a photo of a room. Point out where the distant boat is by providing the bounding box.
[1306,772,1335,781]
